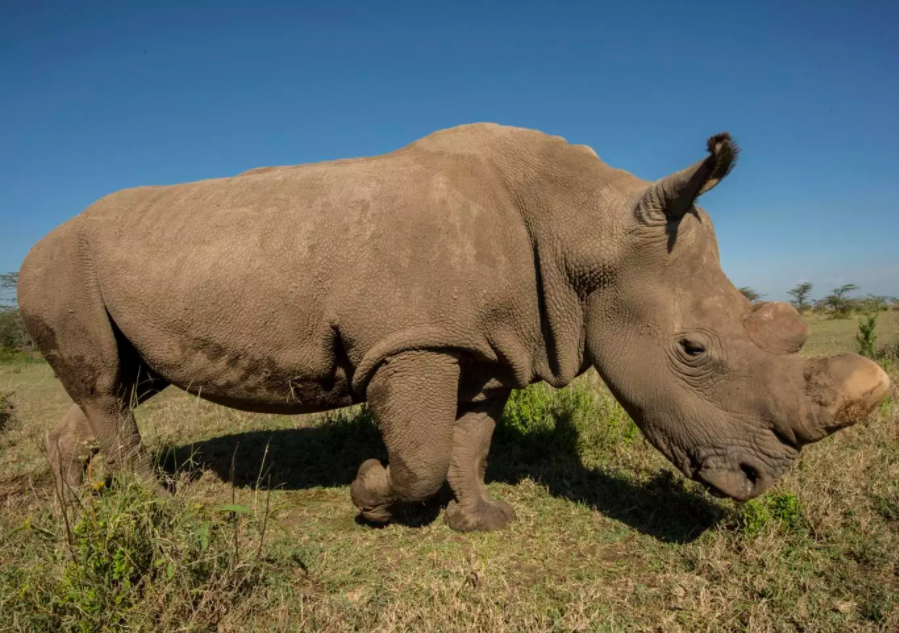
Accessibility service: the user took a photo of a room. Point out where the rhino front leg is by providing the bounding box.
[350,350,459,524]
[445,393,517,531]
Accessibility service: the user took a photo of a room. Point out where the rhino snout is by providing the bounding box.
[695,461,774,501]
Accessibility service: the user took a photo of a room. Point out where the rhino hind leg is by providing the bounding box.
[350,351,459,524]
[444,394,517,532]
[44,404,96,497]
[19,224,168,492]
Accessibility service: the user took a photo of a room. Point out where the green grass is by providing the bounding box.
[801,308,899,357]
[1,318,897,632]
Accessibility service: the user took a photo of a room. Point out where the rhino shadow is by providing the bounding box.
[158,407,725,543]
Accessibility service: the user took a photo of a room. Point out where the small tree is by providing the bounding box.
[823,283,859,319]
[787,282,813,313]
[739,287,765,303]
[857,313,878,358]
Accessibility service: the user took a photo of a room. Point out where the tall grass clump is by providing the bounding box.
[0,390,15,435]
[0,477,281,632]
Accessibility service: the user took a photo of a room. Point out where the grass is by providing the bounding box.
[0,317,897,632]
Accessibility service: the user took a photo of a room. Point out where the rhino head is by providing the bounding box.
[584,134,890,500]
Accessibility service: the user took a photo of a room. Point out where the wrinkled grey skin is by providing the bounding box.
[19,124,890,531]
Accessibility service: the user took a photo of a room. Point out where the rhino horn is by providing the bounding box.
[637,132,739,225]
[744,301,810,354]
[798,354,890,443]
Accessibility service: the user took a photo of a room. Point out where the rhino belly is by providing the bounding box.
[100,270,354,414]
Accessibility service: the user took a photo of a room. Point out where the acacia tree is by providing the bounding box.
[787,281,813,313]
[823,283,859,319]
[0,272,16,307]
[739,287,764,303]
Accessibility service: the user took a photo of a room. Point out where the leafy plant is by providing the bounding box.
[857,312,878,358]
[735,492,805,536]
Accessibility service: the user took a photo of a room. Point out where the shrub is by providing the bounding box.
[735,492,805,537]
[0,390,14,434]
[0,478,281,632]
[856,313,878,358]
[499,380,638,461]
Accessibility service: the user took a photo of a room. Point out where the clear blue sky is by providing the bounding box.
[2,0,897,302]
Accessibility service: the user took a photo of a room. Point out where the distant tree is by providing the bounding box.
[739,287,764,303]
[0,272,17,308]
[823,283,860,319]
[859,294,890,314]
[0,272,32,352]
[787,282,813,313]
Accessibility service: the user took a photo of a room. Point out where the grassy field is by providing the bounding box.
[1,312,897,632]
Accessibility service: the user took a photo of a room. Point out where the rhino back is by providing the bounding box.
[80,132,543,404]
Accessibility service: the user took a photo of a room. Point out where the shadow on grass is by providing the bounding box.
[158,406,724,543]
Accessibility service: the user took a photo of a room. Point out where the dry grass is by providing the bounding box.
[1,318,897,632]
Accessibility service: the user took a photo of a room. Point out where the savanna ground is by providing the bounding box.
[1,311,898,632]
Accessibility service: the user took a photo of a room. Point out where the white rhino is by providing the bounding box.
[18,124,889,530]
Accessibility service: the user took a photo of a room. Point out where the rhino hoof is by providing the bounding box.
[350,459,394,524]
[445,497,517,532]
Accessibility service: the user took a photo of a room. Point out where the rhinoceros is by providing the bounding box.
[18,124,889,531]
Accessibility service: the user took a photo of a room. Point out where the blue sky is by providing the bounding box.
[2,0,897,302]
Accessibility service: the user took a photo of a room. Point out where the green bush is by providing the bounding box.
[499,380,638,460]
[856,313,878,358]
[0,309,33,353]
[735,492,805,537]
[0,479,279,632]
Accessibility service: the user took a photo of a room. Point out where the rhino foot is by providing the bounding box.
[350,458,395,524]
[445,497,517,532]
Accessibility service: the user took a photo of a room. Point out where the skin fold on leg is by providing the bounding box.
[350,350,460,524]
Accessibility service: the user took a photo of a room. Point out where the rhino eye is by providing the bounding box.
[679,339,706,356]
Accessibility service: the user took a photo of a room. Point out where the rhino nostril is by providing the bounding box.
[740,463,760,486]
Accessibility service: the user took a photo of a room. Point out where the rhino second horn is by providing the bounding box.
[744,301,810,354]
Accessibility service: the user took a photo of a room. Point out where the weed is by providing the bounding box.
[0,477,283,632]
[735,492,805,537]
[766,492,804,532]
[735,499,771,536]
[873,494,899,522]
[856,312,878,358]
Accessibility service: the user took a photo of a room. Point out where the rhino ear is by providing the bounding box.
[636,133,739,225]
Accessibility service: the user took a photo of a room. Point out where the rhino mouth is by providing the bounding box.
[694,463,770,501]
